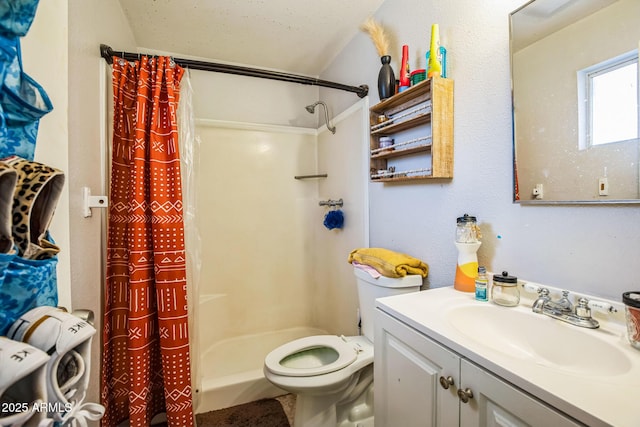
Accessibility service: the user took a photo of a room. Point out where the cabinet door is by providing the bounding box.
[375,309,460,427]
[459,359,583,427]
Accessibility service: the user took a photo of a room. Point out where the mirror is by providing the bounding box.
[510,0,640,204]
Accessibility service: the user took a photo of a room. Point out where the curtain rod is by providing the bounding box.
[100,44,368,98]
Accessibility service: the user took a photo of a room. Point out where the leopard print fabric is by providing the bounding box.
[3,155,65,259]
[0,162,17,254]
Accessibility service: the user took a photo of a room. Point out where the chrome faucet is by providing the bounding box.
[531,289,600,329]
[531,288,551,313]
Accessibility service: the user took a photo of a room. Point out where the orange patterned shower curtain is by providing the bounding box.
[101,55,194,426]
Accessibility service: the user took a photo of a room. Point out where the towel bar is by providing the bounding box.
[295,174,328,180]
[319,198,343,207]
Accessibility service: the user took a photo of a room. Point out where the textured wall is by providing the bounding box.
[321,0,640,301]
[22,0,70,308]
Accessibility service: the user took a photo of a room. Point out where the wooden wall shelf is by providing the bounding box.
[369,77,454,182]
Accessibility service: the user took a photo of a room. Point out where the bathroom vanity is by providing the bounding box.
[374,285,638,427]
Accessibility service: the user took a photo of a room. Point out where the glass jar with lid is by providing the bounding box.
[622,291,640,350]
[490,271,519,307]
[456,214,480,243]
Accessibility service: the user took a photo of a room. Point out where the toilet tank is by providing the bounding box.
[354,268,422,341]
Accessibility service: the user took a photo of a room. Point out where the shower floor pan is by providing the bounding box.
[196,326,327,414]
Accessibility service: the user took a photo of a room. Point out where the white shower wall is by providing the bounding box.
[189,69,370,340]
[313,101,370,336]
[196,123,320,350]
[194,122,326,412]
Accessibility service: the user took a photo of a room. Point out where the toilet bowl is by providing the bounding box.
[264,335,373,395]
[263,267,422,427]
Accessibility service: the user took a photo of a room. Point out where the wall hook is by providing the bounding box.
[82,187,108,218]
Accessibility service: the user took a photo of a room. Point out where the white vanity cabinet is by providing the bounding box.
[458,359,582,426]
[374,308,583,427]
[374,306,460,426]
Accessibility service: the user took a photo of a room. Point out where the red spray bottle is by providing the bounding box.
[399,44,410,91]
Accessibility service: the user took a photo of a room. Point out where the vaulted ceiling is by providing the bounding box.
[118,0,386,76]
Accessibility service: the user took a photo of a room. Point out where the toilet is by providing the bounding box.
[263,268,422,427]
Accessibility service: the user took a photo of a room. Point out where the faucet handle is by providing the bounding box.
[556,290,573,311]
[574,298,601,328]
[575,298,591,318]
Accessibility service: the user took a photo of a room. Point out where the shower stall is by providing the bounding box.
[184,70,370,414]
[194,123,327,412]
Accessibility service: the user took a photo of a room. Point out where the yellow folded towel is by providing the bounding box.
[348,247,429,278]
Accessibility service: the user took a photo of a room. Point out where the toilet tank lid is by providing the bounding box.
[353,267,422,288]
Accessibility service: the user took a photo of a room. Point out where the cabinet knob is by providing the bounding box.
[439,375,454,390]
[457,388,474,403]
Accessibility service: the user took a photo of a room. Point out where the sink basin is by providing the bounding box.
[447,304,632,376]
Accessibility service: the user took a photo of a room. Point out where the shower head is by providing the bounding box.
[304,101,336,134]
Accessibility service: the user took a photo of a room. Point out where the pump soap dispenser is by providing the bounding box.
[454,214,481,292]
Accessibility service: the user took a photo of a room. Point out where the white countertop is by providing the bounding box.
[376,286,640,427]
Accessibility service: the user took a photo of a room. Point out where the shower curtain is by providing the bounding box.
[177,70,202,411]
[101,55,194,427]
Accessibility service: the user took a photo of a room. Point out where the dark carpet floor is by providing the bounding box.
[195,397,291,427]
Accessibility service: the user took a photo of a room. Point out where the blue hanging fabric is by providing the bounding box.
[0,38,52,160]
[0,0,52,161]
[0,0,57,335]
[0,0,41,37]
[0,251,57,335]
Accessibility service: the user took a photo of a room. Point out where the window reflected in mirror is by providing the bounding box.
[585,55,638,147]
